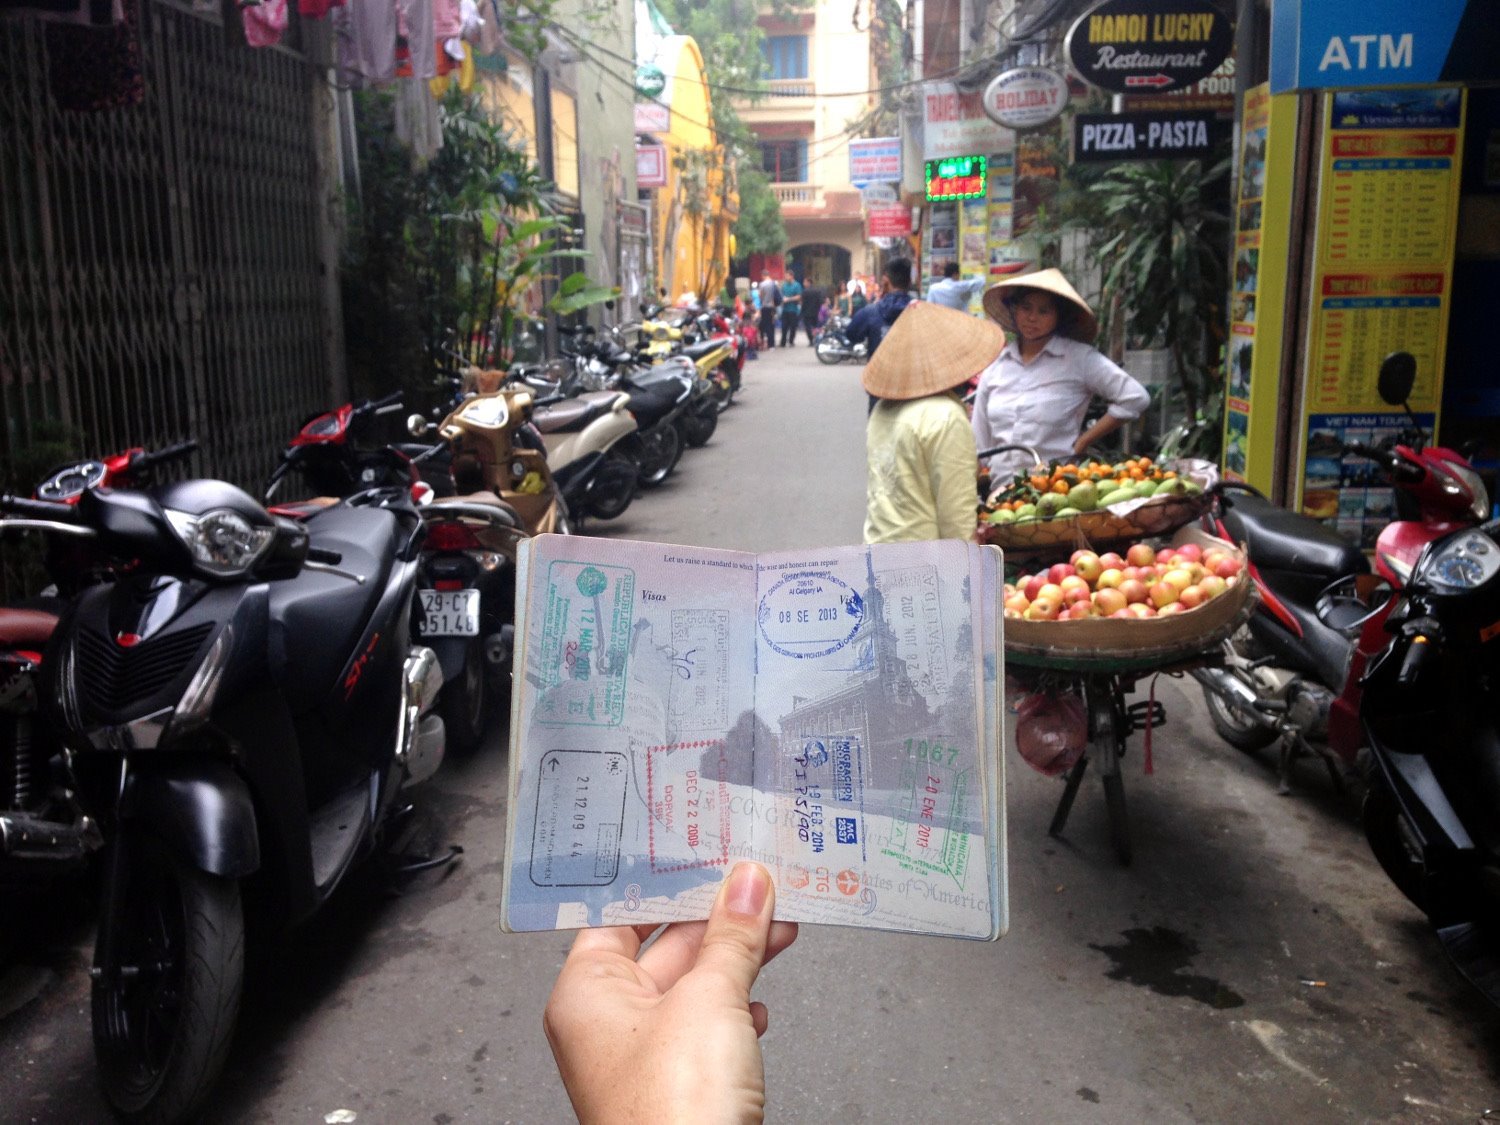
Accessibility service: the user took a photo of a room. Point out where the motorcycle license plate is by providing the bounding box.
[418,589,480,636]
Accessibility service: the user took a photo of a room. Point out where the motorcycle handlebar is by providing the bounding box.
[133,440,199,473]
[1,493,78,520]
[361,391,405,415]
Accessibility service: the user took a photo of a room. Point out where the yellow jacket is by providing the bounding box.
[864,394,978,543]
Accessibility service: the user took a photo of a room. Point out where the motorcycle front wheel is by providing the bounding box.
[584,451,638,520]
[815,338,844,365]
[92,834,242,1124]
[637,424,683,488]
[680,404,718,448]
[439,638,490,754]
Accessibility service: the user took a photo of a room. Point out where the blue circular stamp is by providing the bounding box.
[757,571,865,659]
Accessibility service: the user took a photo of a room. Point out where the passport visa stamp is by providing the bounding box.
[757,570,865,659]
[646,740,732,874]
[667,609,730,732]
[534,560,635,727]
[529,749,629,887]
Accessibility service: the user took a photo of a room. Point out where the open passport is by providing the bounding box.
[500,535,1007,940]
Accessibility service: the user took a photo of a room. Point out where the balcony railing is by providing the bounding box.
[766,77,815,97]
[770,182,821,206]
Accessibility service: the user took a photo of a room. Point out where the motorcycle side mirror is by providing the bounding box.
[1377,351,1417,407]
[407,413,431,437]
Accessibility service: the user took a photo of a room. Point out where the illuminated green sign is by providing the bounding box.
[924,154,988,201]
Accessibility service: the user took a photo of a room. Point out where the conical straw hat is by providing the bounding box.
[861,301,1007,401]
[982,268,1099,343]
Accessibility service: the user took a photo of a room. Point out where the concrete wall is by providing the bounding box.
[556,0,637,321]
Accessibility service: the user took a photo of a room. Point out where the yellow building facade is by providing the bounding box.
[734,0,876,287]
[638,34,738,302]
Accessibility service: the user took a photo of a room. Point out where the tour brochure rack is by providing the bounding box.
[1002,526,1256,865]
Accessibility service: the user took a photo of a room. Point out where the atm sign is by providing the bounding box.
[924,154,987,201]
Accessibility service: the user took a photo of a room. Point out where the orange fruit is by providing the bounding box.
[1052,480,1070,494]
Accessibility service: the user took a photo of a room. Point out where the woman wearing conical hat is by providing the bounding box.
[862,301,1007,544]
[972,269,1149,483]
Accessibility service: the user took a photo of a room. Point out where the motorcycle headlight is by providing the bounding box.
[1436,462,1491,522]
[165,508,275,578]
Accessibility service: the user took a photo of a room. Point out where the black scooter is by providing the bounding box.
[1360,516,1500,1005]
[1,480,451,1123]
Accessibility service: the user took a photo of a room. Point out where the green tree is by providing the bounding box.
[653,0,800,259]
[1045,154,1232,457]
[342,89,615,400]
[733,164,787,258]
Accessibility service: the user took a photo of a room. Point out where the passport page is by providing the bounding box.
[751,541,1003,939]
[501,536,1004,940]
[503,535,760,932]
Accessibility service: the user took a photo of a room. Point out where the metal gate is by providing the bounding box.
[0,0,336,498]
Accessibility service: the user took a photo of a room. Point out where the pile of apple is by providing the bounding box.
[1004,541,1244,621]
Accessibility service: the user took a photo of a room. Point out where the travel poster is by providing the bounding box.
[1295,88,1465,537]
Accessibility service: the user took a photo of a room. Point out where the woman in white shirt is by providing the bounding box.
[971,269,1150,483]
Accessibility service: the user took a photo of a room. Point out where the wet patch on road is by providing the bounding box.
[1076,1086,1100,1103]
[1089,926,1246,1009]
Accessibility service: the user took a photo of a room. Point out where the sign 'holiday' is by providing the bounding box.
[1066,0,1234,95]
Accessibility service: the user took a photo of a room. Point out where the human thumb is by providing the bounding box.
[695,862,776,996]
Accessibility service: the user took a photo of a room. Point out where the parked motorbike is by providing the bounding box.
[263,391,441,502]
[814,314,868,365]
[1359,514,1500,1004]
[1192,352,1490,792]
[514,359,642,520]
[2,441,200,884]
[561,327,695,485]
[1,479,450,1122]
[407,381,573,746]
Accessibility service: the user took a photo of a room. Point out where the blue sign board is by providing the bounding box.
[1270,0,1492,93]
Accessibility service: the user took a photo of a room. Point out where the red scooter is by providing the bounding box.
[1192,352,1490,791]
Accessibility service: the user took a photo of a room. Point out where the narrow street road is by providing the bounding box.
[3,343,1499,1123]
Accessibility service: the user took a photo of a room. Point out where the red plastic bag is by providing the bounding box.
[1014,690,1088,777]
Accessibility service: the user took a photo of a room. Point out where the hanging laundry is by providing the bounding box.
[334,0,399,86]
[297,0,344,19]
[241,0,287,49]
[397,0,433,79]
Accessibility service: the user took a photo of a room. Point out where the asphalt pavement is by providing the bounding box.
[3,341,1499,1123]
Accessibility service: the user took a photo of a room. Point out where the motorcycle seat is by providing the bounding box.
[0,607,58,649]
[532,398,597,434]
[1220,491,1369,582]
[431,491,523,525]
[269,505,401,709]
[680,339,724,361]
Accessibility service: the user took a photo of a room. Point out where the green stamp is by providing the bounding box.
[534,560,636,727]
[576,566,608,596]
[882,757,971,887]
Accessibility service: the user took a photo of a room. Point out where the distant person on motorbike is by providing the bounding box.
[757,272,778,349]
[926,261,986,311]
[779,275,803,346]
[863,301,1006,544]
[800,283,825,345]
[972,269,1149,483]
[846,258,914,359]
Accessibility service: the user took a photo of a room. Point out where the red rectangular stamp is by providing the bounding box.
[645,740,732,875]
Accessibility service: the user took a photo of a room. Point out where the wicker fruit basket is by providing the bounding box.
[1002,527,1254,671]
[978,459,1218,557]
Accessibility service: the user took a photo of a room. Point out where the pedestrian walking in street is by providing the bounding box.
[926,261,986,311]
[846,257,914,360]
[757,272,778,349]
[972,268,1150,483]
[800,283,824,345]
[863,300,1005,544]
[779,274,803,347]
